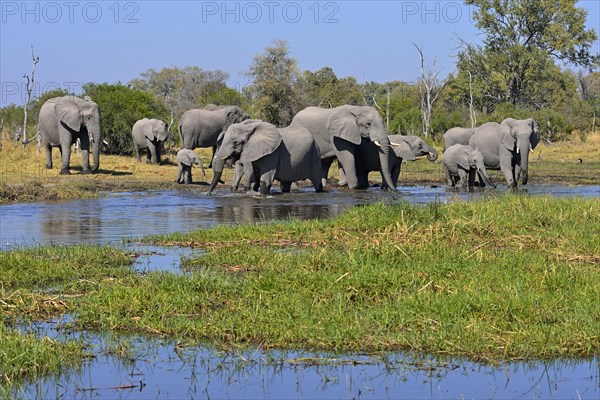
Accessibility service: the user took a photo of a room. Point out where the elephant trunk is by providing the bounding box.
[209,157,226,194]
[477,166,496,188]
[91,132,102,172]
[376,137,397,191]
[426,146,438,162]
[518,141,530,185]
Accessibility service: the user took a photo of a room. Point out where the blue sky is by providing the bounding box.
[1,0,598,107]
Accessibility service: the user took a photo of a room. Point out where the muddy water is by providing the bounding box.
[1,185,598,249]
[13,318,600,400]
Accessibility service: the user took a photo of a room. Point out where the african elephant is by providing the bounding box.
[442,144,495,188]
[176,149,205,184]
[469,118,540,187]
[178,105,249,165]
[290,105,396,190]
[355,134,439,189]
[131,118,171,164]
[38,95,102,175]
[209,120,323,195]
[443,127,476,150]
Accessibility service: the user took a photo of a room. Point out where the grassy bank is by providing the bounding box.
[1,130,598,202]
[2,197,598,369]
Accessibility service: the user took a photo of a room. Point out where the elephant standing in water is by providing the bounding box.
[131,118,172,164]
[290,105,396,190]
[355,134,438,189]
[209,120,323,195]
[443,127,476,150]
[38,95,103,175]
[176,149,205,184]
[469,118,539,188]
[178,105,249,165]
[442,144,495,188]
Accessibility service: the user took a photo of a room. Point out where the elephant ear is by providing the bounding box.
[391,139,415,161]
[177,150,193,166]
[499,123,517,151]
[326,113,361,145]
[240,122,282,163]
[142,120,157,141]
[55,97,81,131]
[529,119,540,149]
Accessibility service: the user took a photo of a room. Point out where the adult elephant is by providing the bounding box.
[209,120,323,195]
[38,95,102,175]
[131,118,171,164]
[442,144,495,188]
[178,105,249,164]
[443,127,476,150]
[290,105,396,190]
[469,118,540,187]
[355,134,438,189]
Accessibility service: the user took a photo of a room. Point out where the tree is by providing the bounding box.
[462,0,598,105]
[303,67,363,107]
[246,40,306,126]
[21,46,39,146]
[130,66,232,118]
[83,83,169,155]
[413,44,451,137]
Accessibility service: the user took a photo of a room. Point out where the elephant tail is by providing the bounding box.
[178,122,184,148]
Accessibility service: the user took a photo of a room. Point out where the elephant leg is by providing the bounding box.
[184,167,192,184]
[259,170,276,195]
[208,145,217,169]
[500,163,516,188]
[337,161,347,186]
[333,137,360,189]
[44,142,53,169]
[457,169,468,187]
[176,164,184,183]
[147,141,158,164]
[321,158,335,187]
[281,181,292,193]
[468,169,476,188]
[134,144,141,162]
[79,134,92,174]
[156,142,162,164]
[443,164,454,186]
[59,134,72,175]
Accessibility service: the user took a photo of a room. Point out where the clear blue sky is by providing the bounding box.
[1,0,598,107]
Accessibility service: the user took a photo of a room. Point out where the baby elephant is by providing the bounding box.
[176,149,205,184]
[443,144,495,188]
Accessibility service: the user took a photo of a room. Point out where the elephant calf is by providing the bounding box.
[442,144,495,188]
[176,149,205,184]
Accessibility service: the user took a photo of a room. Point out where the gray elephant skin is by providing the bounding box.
[209,120,324,195]
[131,118,170,164]
[38,95,103,175]
[176,149,205,184]
[356,134,438,189]
[290,105,396,190]
[442,144,495,188]
[443,127,476,150]
[469,118,540,187]
[178,105,249,164]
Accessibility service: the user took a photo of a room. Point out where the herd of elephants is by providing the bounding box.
[37,95,541,194]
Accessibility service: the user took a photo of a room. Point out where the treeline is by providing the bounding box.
[1,0,598,154]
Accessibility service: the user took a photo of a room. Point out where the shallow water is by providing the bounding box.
[12,318,599,400]
[1,184,598,250]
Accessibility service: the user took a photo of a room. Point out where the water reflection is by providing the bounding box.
[12,319,599,400]
[1,185,598,250]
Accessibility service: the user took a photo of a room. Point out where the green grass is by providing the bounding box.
[84,196,599,361]
[0,322,89,390]
[1,197,598,387]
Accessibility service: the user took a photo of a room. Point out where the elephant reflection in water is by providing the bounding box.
[41,212,102,243]
[209,202,347,225]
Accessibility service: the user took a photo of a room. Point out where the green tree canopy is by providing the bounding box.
[246,39,306,126]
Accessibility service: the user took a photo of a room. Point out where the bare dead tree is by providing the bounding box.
[413,43,451,138]
[467,70,476,128]
[385,86,391,130]
[22,45,40,147]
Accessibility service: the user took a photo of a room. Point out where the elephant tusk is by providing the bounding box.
[390,142,402,146]
[103,140,109,145]
[516,147,520,154]
[373,140,382,147]
[529,148,533,153]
